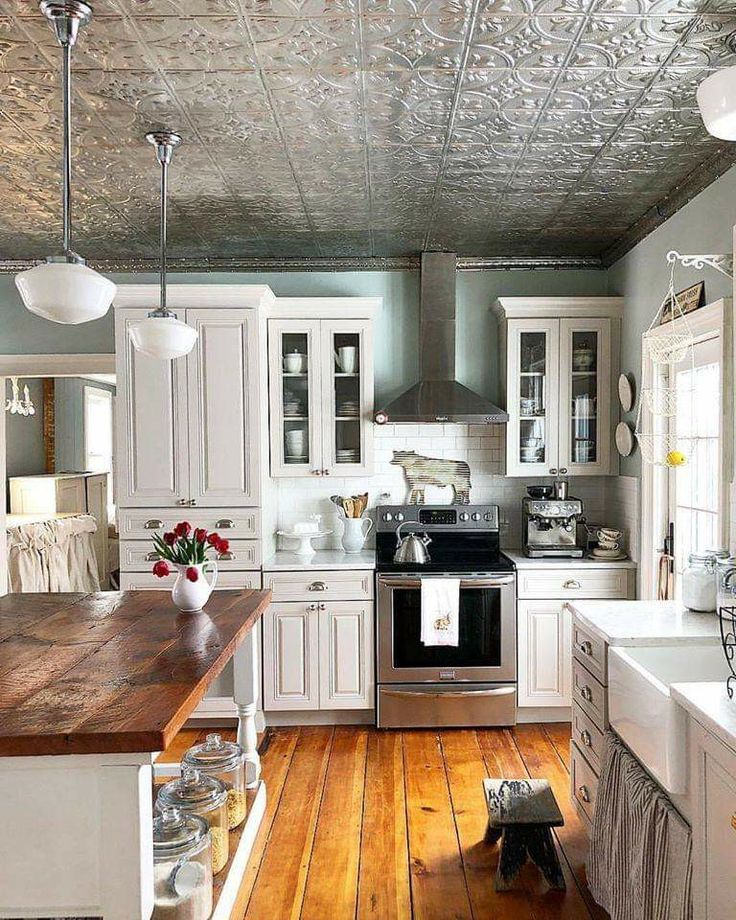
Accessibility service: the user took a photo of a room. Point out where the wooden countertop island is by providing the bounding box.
[0,590,271,920]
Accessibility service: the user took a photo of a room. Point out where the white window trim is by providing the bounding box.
[640,298,733,599]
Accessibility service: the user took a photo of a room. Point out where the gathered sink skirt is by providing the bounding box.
[7,513,100,593]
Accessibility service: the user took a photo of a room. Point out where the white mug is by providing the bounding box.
[284,351,305,374]
[341,517,373,554]
[336,346,357,374]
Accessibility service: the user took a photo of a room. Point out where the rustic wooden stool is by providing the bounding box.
[483,778,566,892]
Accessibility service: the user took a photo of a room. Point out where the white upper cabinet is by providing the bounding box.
[495,297,623,477]
[268,304,377,478]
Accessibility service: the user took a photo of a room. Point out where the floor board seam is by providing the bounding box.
[296,726,336,920]
[353,727,371,920]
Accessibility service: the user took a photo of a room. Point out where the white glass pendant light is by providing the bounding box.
[128,132,198,360]
[15,1,116,323]
[697,65,736,140]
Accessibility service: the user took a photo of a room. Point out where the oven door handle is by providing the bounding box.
[378,576,515,589]
[380,686,515,700]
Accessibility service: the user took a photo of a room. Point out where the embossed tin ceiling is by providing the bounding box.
[1,0,735,267]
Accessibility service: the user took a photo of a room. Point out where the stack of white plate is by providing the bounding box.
[336,449,359,463]
[337,400,360,417]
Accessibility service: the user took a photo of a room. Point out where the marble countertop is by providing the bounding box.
[504,549,637,570]
[567,599,722,646]
[671,681,736,755]
[263,549,376,571]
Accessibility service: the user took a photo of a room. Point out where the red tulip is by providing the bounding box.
[163,531,177,546]
[216,538,230,555]
[175,521,192,537]
[206,532,220,546]
[186,566,199,582]
[194,528,207,543]
[152,560,170,578]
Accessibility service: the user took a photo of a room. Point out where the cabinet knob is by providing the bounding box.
[549,468,558,475]
[578,785,591,804]
[580,729,592,747]
[176,499,188,506]
[323,469,330,476]
[578,639,593,655]
[145,552,160,562]
[564,579,581,590]
[216,519,235,529]
[559,467,568,474]
[144,519,164,530]
[188,499,197,507]
[308,581,328,592]
[580,685,593,702]
[312,469,323,476]
[307,603,319,612]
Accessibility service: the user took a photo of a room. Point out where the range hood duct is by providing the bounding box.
[375,251,509,425]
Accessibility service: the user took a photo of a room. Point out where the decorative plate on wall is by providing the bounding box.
[618,374,634,412]
[615,422,635,457]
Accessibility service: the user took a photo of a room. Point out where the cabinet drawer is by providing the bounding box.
[120,539,262,571]
[572,703,604,775]
[517,567,630,600]
[117,509,261,541]
[572,658,607,728]
[571,740,599,824]
[262,569,374,602]
[119,571,261,590]
[572,617,607,685]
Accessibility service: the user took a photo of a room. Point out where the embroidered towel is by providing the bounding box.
[420,578,460,646]
[588,730,693,920]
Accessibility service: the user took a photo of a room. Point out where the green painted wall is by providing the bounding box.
[5,377,45,482]
[0,267,608,406]
[55,377,117,473]
[607,163,736,477]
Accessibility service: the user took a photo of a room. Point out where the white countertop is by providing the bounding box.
[671,681,736,755]
[504,549,637,570]
[567,599,722,646]
[263,549,376,571]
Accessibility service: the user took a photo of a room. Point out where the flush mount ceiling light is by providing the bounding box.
[129,132,198,361]
[697,64,736,140]
[15,1,116,324]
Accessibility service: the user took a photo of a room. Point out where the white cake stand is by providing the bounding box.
[276,530,332,557]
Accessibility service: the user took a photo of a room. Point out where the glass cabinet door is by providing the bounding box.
[321,319,373,475]
[269,320,321,477]
[507,319,559,476]
[559,318,612,475]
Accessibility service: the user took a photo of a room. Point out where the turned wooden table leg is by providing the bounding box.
[234,627,261,788]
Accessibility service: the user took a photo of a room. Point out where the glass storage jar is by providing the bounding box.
[716,555,736,613]
[152,806,213,920]
[156,768,229,875]
[182,732,247,830]
[682,552,719,611]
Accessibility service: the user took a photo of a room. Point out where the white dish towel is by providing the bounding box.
[420,577,460,647]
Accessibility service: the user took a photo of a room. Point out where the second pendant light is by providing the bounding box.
[129,132,198,361]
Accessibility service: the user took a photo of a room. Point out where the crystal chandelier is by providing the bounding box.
[14,2,116,325]
[5,379,36,417]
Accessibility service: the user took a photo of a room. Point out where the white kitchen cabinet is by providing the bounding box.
[262,602,320,711]
[268,317,374,478]
[495,297,623,477]
[115,306,260,507]
[517,599,571,707]
[319,601,373,710]
[692,722,736,920]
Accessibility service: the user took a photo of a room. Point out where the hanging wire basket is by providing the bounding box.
[634,432,692,467]
[641,385,681,418]
[642,261,695,367]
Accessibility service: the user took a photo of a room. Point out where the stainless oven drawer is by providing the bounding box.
[377,683,516,729]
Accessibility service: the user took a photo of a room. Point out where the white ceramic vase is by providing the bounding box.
[171,561,218,612]
[341,517,373,554]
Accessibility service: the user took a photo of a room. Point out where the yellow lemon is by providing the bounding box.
[665,450,687,467]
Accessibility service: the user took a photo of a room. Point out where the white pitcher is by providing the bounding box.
[171,561,218,612]
[341,517,373,554]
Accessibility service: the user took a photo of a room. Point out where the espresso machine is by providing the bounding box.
[522,492,584,558]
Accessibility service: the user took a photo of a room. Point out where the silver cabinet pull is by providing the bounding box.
[312,469,323,476]
[559,467,568,474]
[308,581,328,592]
[382,686,515,700]
[578,785,591,804]
[323,469,330,476]
[579,685,593,702]
[145,552,160,561]
[578,640,593,656]
[188,499,197,507]
[580,729,592,747]
[549,468,558,475]
[564,579,581,589]
[307,603,319,612]
[216,519,235,529]
[176,498,188,506]
[218,551,234,561]
[144,519,163,530]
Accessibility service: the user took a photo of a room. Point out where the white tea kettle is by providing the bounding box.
[394,522,432,565]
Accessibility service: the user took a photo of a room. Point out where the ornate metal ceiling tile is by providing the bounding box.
[535,107,627,143]
[616,104,704,142]
[468,15,581,69]
[362,15,468,70]
[249,15,359,69]
[363,69,456,146]
[115,0,243,14]
[572,16,687,69]
[0,17,54,71]
[265,70,364,144]
[125,15,256,71]
[241,0,357,15]
[677,14,736,65]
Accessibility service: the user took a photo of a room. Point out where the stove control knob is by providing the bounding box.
[459,512,469,522]
[395,512,404,522]
[484,512,493,522]
[471,512,481,521]
[382,512,393,522]
[550,505,560,515]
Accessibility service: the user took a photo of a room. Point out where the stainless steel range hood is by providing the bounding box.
[374,252,509,425]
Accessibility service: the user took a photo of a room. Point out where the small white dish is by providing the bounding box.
[615,421,635,457]
[276,529,332,557]
[618,373,634,412]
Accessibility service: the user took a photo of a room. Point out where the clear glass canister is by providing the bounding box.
[156,768,229,875]
[152,807,213,920]
[682,552,719,611]
[182,733,247,830]
[716,555,736,612]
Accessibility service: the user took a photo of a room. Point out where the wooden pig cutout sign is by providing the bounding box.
[390,450,472,505]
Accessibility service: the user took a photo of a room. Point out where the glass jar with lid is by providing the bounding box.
[716,555,736,612]
[183,732,247,830]
[682,552,720,611]
[156,768,229,875]
[152,806,213,920]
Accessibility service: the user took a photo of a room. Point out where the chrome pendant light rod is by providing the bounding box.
[40,0,92,263]
[145,131,182,319]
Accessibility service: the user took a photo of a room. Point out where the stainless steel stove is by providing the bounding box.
[375,504,517,729]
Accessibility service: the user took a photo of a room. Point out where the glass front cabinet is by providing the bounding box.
[268,317,375,477]
[498,299,621,477]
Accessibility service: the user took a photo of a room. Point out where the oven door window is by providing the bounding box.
[392,586,502,668]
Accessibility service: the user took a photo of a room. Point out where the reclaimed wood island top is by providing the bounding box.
[0,589,271,757]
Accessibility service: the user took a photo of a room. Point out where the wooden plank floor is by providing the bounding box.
[166,723,605,920]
